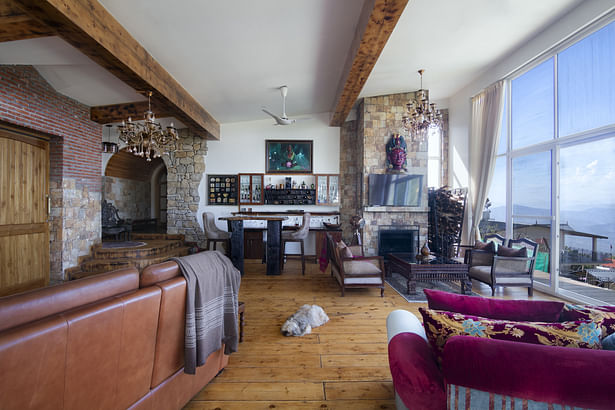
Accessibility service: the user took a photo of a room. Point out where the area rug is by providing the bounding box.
[101,241,146,249]
[385,271,480,302]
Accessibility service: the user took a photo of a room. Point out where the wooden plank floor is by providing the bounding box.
[185,259,559,409]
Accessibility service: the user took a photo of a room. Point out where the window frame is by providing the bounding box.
[427,127,442,188]
[496,12,615,304]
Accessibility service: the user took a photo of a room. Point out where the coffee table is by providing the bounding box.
[386,253,472,295]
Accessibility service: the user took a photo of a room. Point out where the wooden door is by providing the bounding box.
[0,126,49,296]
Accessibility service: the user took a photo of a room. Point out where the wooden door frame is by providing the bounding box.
[0,121,51,295]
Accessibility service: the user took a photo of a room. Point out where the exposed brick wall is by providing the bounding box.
[0,65,102,280]
[0,65,101,191]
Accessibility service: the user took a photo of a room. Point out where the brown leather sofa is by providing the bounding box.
[0,261,228,410]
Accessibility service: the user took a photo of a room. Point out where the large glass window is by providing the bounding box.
[479,157,505,238]
[558,23,615,137]
[483,17,615,303]
[427,128,441,188]
[511,58,554,149]
[560,139,615,295]
[512,151,551,215]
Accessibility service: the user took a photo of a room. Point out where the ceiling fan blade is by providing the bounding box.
[262,108,280,120]
[262,108,285,125]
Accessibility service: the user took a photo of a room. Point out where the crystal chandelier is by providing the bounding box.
[402,69,442,142]
[117,91,179,161]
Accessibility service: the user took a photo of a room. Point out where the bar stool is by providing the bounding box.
[202,212,230,254]
[281,213,311,275]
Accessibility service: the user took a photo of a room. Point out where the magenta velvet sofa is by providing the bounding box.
[386,291,615,410]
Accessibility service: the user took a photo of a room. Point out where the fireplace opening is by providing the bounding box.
[378,229,419,260]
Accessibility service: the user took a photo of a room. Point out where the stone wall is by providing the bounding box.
[339,92,449,256]
[165,131,207,245]
[339,119,359,242]
[361,92,429,256]
[103,176,151,221]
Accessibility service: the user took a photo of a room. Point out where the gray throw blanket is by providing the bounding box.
[171,251,241,375]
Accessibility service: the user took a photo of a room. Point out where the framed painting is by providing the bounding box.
[265,140,313,173]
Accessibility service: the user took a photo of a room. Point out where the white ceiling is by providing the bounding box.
[0,0,585,124]
[359,0,585,101]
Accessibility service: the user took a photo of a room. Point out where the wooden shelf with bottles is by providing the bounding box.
[238,173,264,205]
[315,174,340,205]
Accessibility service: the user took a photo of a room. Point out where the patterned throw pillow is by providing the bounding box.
[446,384,573,410]
[419,308,603,364]
[560,304,615,336]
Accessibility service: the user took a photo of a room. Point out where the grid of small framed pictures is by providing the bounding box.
[207,174,237,205]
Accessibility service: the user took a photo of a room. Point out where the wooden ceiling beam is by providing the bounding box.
[90,100,174,124]
[14,0,220,140]
[0,1,53,42]
[329,0,408,126]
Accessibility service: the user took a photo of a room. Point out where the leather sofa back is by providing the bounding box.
[0,263,228,410]
[140,261,179,287]
[0,268,139,333]
[0,269,160,410]
[141,262,185,388]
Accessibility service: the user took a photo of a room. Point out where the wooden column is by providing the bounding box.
[266,220,282,276]
[228,220,244,275]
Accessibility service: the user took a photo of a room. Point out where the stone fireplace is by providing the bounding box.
[378,228,419,260]
[340,92,448,256]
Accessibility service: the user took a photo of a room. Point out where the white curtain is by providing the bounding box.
[464,80,506,244]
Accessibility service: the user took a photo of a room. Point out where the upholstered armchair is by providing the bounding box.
[325,233,384,297]
[466,236,538,296]
[202,211,231,253]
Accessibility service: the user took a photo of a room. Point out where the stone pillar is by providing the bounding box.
[165,130,207,245]
[340,119,360,242]
[339,92,449,257]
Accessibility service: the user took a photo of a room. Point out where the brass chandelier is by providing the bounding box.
[117,91,179,161]
[402,69,442,142]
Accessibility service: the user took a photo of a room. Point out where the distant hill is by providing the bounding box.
[488,205,614,253]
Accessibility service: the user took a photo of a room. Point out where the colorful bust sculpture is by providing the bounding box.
[386,133,407,171]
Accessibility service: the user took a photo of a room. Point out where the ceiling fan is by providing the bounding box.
[262,85,299,125]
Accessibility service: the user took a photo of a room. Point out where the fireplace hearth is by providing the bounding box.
[378,229,419,260]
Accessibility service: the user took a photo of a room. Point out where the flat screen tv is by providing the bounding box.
[368,174,422,206]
